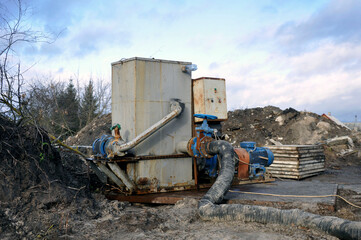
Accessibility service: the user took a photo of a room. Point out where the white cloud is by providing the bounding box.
[200,40,361,119]
[288,42,361,77]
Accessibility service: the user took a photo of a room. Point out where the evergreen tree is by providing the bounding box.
[80,80,98,127]
[54,79,80,135]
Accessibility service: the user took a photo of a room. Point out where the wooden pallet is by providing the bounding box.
[266,145,325,180]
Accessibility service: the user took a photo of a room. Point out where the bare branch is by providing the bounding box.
[0,0,53,122]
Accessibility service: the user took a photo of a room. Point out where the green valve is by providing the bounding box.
[110,124,121,131]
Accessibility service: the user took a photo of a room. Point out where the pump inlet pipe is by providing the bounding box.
[93,100,184,158]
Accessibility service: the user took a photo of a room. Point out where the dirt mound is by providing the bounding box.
[0,114,93,239]
[222,106,351,147]
[65,113,111,146]
[0,115,86,202]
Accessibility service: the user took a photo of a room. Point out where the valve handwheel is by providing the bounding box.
[194,114,218,120]
[110,124,121,131]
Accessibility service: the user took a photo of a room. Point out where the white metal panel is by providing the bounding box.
[193,77,227,122]
[203,79,227,119]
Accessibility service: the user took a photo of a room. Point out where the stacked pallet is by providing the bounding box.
[266,145,325,179]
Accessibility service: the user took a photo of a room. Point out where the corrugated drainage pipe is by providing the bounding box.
[199,140,361,240]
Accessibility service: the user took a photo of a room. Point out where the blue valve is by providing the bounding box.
[191,114,219,177]
[194,114,218,120]
[194,114,218,137]
[92,135,114,158]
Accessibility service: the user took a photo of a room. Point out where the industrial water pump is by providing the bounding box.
[88,57,274,194]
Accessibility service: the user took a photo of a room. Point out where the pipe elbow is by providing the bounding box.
[107,100,185,157]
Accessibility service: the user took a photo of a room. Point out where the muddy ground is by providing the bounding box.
[1,107,361,239]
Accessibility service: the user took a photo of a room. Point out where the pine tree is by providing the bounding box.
[54,79,80,135]
[80,80,98,127]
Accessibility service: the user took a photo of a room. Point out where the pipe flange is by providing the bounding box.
[187,137,197,157]
[200,136,215,158]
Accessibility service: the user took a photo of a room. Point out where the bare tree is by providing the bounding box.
[26,77,66,133]
[0,0,50,122]
[95,77,111,116]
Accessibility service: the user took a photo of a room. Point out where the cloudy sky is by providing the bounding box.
[3,0,361,122]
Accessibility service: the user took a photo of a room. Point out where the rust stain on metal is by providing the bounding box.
[172,181,194,187]
[134,183,196,195]
[92,154,190,162]
[137,177,149,185]
[149,178,159,192]
[193,157,198,187]
[186,135,214,158]
[196,133,202,152]
[114,126,121,141]
[106,190,204,204]
[200,136,214,158]
[193,80,205,118]
[234,148,250,180]
[191,78,195,138]
[105,177,275,204]
[110,154,189,162]
[194,77,225,81]
[187,138,196,156]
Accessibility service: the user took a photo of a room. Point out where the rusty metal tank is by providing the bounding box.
[111,57,194,190]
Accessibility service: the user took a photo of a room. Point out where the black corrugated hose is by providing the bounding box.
[199,140,361,240]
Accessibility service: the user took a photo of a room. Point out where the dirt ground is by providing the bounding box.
[0,193,339,240]
[1,107,361,239]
